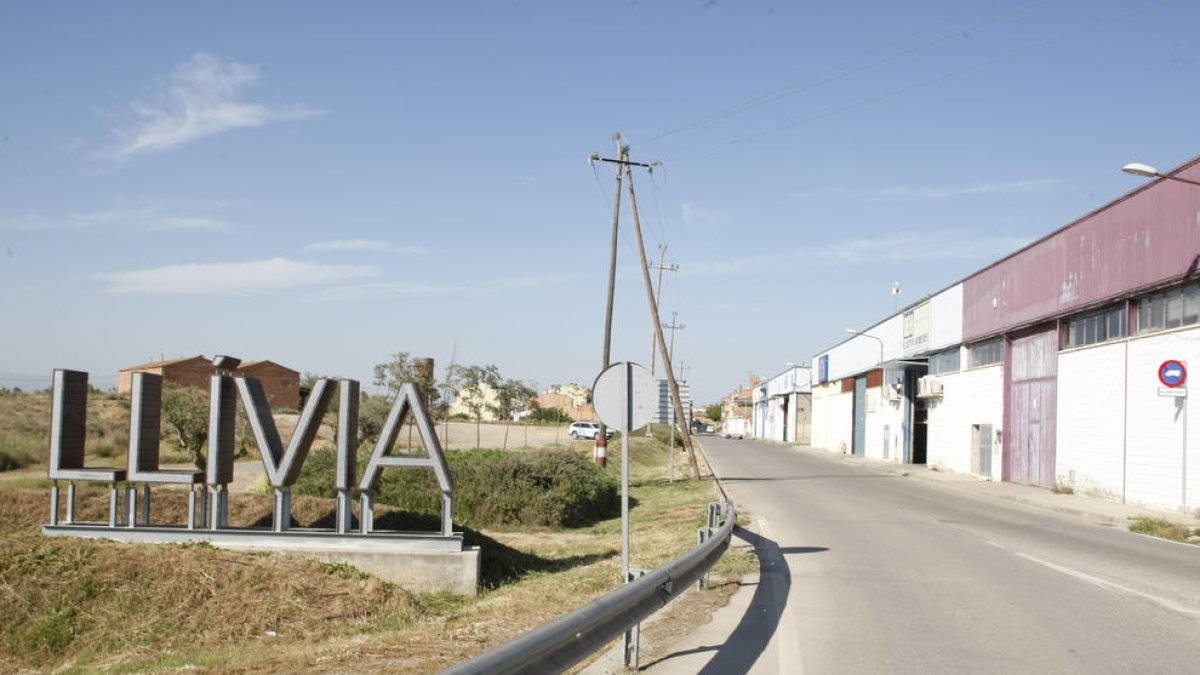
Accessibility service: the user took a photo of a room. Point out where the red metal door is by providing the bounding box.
[1005,327,1058,488]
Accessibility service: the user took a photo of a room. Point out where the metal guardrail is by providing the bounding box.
[441,500,736,675]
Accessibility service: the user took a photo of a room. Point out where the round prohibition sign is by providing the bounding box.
[1159,360,1187,388]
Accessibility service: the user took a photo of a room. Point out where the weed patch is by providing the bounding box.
[1129,516,1195,543]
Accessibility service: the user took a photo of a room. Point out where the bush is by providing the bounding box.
[0,434,41,471]
[293,448,619,529]
[526,407,573,424]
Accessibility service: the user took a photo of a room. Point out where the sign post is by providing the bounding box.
[593,361,656,669]
[1157,360,1188,509]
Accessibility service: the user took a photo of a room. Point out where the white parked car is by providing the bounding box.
[569,421,613,440]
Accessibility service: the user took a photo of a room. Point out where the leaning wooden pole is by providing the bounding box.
[623,160,701,480]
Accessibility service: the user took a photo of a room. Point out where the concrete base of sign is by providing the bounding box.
[42,525,481,595]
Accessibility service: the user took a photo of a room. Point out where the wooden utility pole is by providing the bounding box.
[594,138,625,468]
[622,158,701,480]
[648,246,679,378]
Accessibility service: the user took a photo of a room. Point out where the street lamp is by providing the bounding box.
[1122,162,1200,187]
[845,328,884,366]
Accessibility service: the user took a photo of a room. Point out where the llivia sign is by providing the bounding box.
[43,360,456,547]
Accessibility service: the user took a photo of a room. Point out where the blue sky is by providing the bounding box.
[2,0,1198,405]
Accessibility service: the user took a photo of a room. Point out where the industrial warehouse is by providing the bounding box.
[808,156,1200,513]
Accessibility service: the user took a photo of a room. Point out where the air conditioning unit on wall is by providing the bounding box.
[917,375,943,399]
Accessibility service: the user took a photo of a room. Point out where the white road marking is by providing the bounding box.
[1013,551,1200,622]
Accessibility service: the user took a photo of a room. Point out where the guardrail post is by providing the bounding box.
[696,501,723,589]
[623,568,646,670]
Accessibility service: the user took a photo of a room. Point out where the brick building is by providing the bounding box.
[535,391,596,421]
[117,355,300,409]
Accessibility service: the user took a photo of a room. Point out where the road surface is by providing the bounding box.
[696,437,1200,674]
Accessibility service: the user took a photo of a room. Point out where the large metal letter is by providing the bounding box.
[47,369,126,527]
[206,374,237,530]
[236,376,336,531]
[358,383,454,535]
[126,373,203,528]
[336,379,360,534]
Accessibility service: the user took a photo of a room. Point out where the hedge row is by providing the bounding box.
[292,448,618,529]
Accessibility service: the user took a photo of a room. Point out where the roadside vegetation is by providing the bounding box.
[1129,516,1200,544]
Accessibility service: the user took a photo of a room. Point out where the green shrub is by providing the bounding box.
[293,448,619,529]
[1129,516,1192,542]
[0,434,42,471]
[526,407,573,424]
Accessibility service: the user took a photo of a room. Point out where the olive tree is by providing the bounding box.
[449,364,502,449]
[161,384,209,470]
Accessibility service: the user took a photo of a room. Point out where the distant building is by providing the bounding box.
[721,377,758,437]
[235,360,300,409]
[535,387,596,421]
[117,355,300,409]
[653,379,693,426]
[752,366,812,444]
[117,356,213,395]
[449,382,502,421]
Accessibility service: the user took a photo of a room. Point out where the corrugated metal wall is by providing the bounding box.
[963,160,1200,342]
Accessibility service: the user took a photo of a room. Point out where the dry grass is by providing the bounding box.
[0,391,197,472]
[0,436,750,673]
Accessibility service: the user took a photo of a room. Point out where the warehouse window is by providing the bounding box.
[928,347,961,375]
[968,338,1004,368]
[1064,305,1127,348]
[1139,282,1200,333]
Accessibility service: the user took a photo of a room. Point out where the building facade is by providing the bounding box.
[752,365,813,444]
[808,155,1200,512]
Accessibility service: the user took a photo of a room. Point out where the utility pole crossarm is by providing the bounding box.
[590,153,660,169]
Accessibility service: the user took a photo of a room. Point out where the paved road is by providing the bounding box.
[696,437,1200,674]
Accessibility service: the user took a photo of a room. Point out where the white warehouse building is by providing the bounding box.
[808,155,1200,512]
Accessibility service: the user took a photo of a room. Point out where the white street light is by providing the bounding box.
[845,328,884,366]
[1122,162,1200,187]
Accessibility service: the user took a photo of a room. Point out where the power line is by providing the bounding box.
[664,0,1172,163]
[634,0,1053,147]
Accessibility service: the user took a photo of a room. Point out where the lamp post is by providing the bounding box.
[845,328,884,366]
[1122,162,1200,187]
[1123,160,1198,511]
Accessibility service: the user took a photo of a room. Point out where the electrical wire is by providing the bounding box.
[648,166,669,252]
[663,0,1172,163]
[634,0,1053,148]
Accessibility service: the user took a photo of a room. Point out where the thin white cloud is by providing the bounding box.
[871,179,1059,200]
[496,273,577,289]
[303,239,428,254]
[792,179,1059,202]
[678,254,783,278]
[679,202,731,227]
[0,205,234,232]
[306,281,475,302]
[94,258,378,294]
[816,230,1031,263]
[107,53,322,159]
[306,272,576,302]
